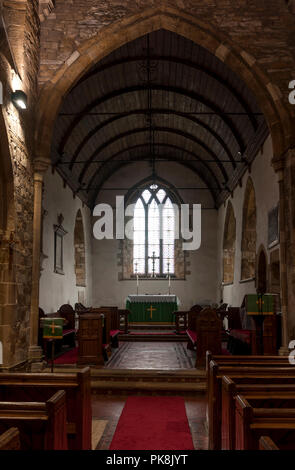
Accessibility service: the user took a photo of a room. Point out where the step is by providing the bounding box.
[91,368,206,394]
[129,324,175,330]
[119,333,187,342]
[42,366,206,393]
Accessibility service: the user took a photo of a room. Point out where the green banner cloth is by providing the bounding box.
[246,294,274,316]
[42,317,64,339]
[126,299,178,323]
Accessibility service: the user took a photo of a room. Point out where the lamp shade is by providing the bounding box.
[11,90,27,110]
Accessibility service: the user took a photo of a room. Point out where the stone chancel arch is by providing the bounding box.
[223,201,236,284]
[241,177,257,281]
[74,210,86,287]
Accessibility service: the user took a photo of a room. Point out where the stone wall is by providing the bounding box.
[38,0,295,108]
[0,0,40,369]
[217,135,280,308]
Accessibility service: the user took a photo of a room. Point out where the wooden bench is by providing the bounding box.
[207,358,294,450]
[235,394,295,450]
[0,367,91,450]
[0,390,67,450]
[222,376,295,449]
[78,313,105,366]
[0,427,20,450]
[187,308,222,367]
[259,436,279,450]
[100,306,120,348]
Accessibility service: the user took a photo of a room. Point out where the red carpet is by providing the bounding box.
[53,347,78,364]
[109,396,194,450]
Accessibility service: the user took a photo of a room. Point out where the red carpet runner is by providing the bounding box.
[109,396,194,450]
[53,347,78,364]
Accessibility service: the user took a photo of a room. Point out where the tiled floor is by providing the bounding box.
[105,341,195,369]
[92,394,208,450]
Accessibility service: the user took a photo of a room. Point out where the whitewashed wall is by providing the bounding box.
[39,170,93,313]
[216,135,280,307]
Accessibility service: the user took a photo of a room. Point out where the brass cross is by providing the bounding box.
[147,305,156,319]
[256,298,264,309]
[50,322,58,334]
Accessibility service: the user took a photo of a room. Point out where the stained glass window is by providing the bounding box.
[133,186,175,276]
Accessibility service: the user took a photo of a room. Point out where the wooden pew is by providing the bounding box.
[222,376,295,449]
[259,436,279,450]
[186,308,222,367]
[0,427,20,450]
[235,394,295,450]
[0,368,91,450]
[207,359,295,450]
[0,390,67,450]
[206,352,290,371]
[78,313,105,366]
[99,306,120,348]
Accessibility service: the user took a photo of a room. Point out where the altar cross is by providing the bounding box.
[147,305,156,319]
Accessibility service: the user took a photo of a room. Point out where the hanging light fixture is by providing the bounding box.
[11,90,27,110]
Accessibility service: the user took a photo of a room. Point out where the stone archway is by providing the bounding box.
[74,209,86,287]
[36,6,292,166]
[223,201,236,284]
[241,177,257,281]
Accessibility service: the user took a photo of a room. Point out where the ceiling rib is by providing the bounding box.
[83,142,223,192]
[72,55,258,130]
[57,85,247,159]
[89,154,220,207]
[77,126,229,185]
[63,108,235,170]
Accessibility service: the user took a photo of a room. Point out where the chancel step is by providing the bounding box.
[91,369,206,394]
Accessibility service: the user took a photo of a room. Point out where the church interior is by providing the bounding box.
[0,0,295,452]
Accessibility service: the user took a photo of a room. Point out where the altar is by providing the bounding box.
[126,295,179,323]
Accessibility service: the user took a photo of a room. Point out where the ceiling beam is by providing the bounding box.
[89,154,219,207]
[84,142,222,192]
[72,54,258,131]
[63,108,235,170]
[76,126,229,185]
[57,85,247,158]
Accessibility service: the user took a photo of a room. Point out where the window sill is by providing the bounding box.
[239,277,255,284]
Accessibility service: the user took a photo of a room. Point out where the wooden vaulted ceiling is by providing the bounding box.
[51,29,268,208]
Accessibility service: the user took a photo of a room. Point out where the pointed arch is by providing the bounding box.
[74,209,86,287]
[36,6,292,168]
[241,177,257,280]
[223,200,236,284]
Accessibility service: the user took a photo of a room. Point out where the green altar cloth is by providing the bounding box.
[126,295,178,323]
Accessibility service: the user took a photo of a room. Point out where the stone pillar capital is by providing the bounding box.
[33,157,50,176]
[272,157,285,177]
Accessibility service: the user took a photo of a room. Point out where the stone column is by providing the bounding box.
[275,163,290,355]
[28,158,50,370]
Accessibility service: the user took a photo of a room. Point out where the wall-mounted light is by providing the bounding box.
[11,90,27,110]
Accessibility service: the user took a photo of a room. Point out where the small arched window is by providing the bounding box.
[133,185,175,276]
